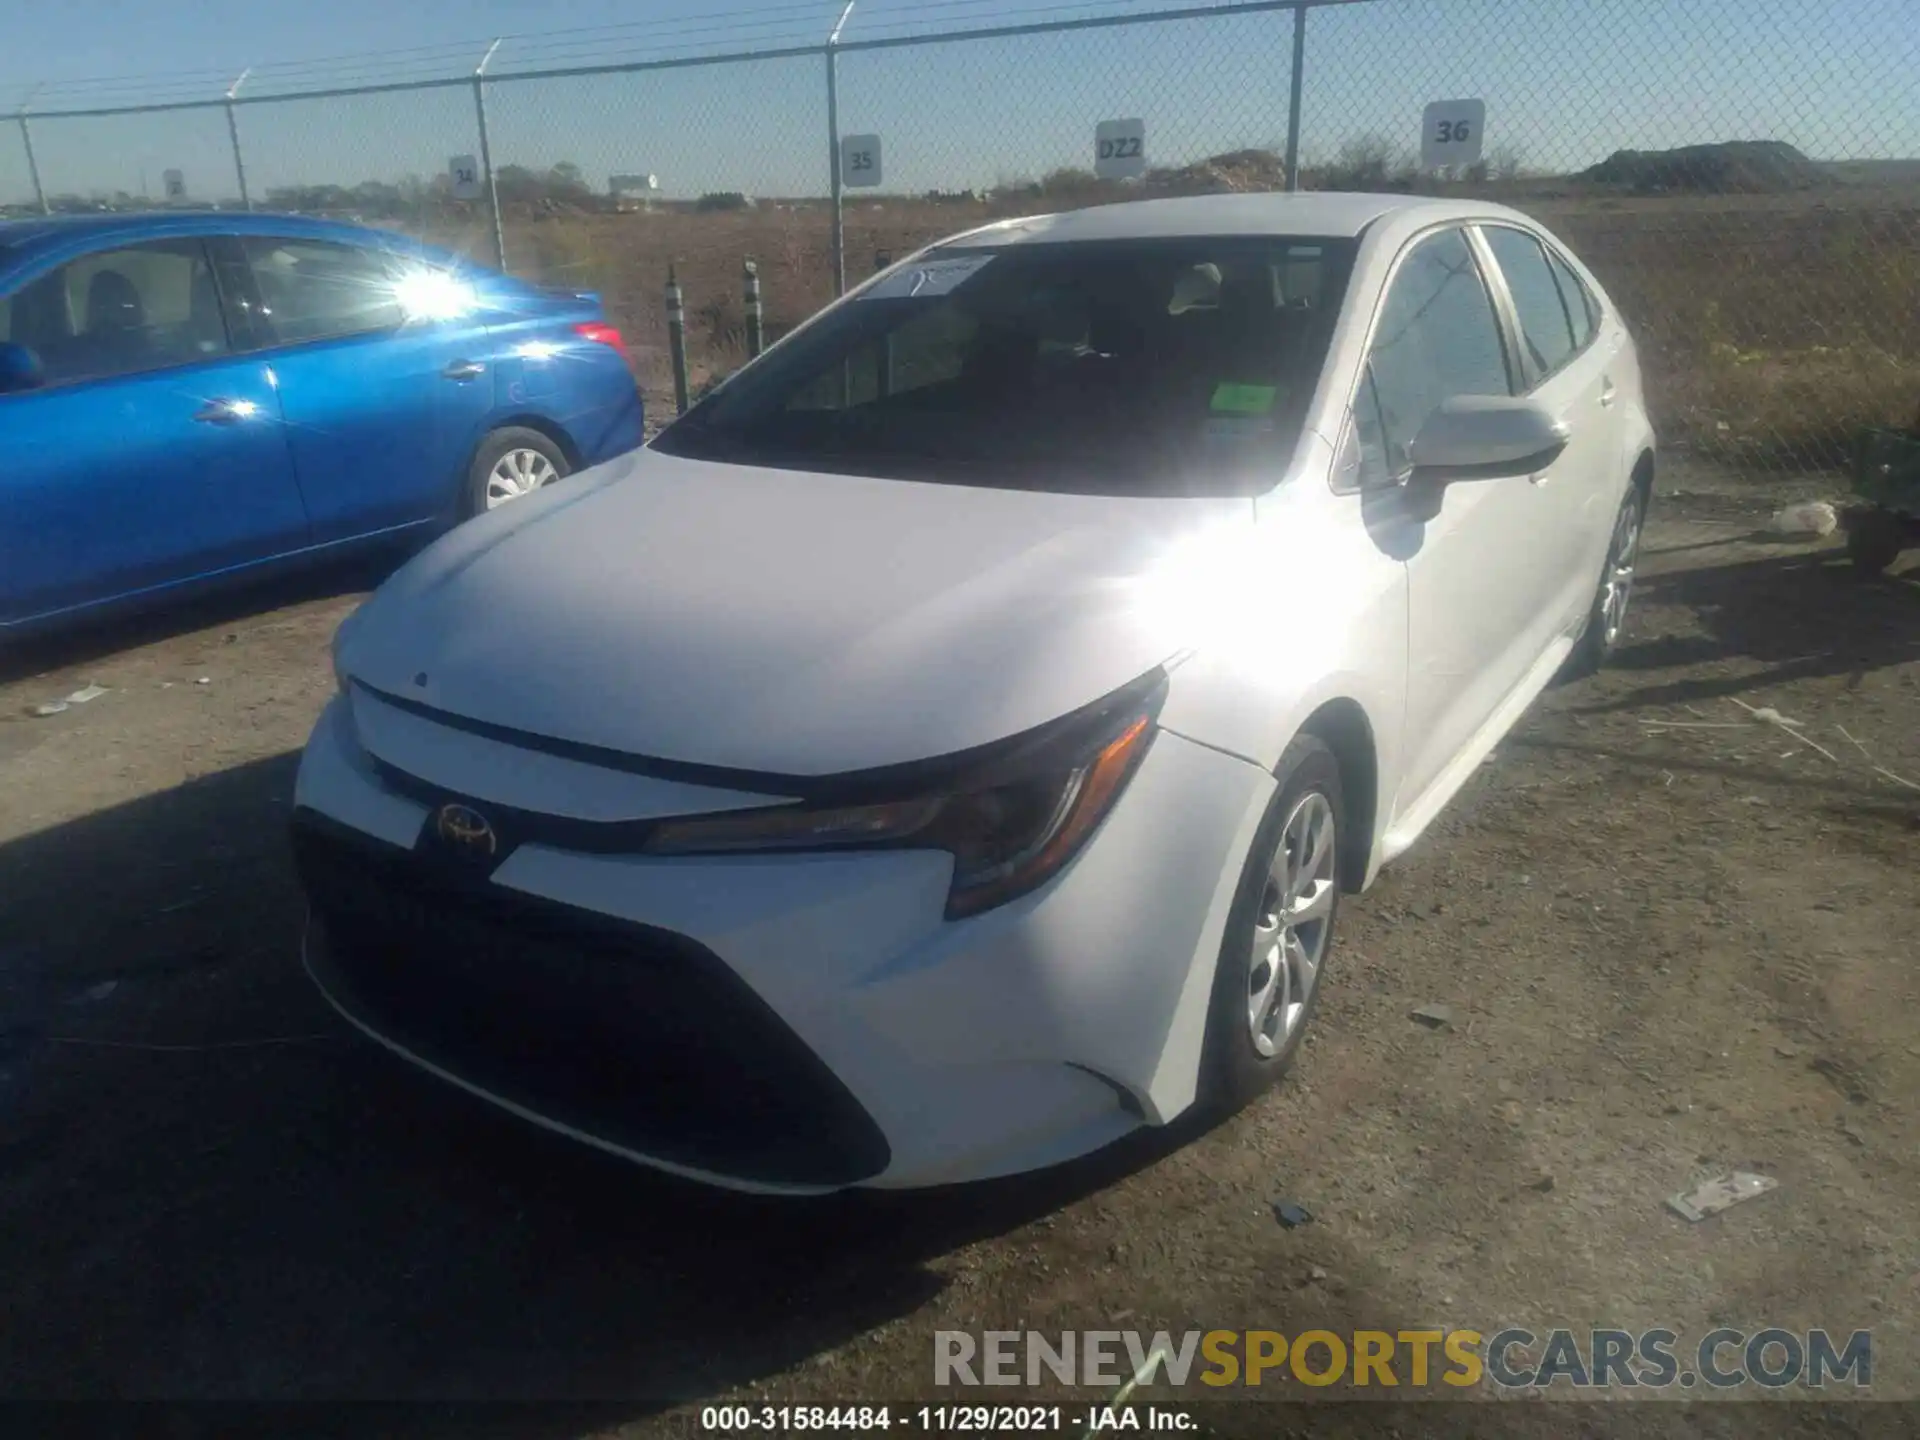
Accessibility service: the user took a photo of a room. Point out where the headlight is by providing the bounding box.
[644,671,1166,919]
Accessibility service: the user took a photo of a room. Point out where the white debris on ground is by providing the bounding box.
[1667,1171,1779,1222]
[29,683,110,718]
[1768,500,1838,537]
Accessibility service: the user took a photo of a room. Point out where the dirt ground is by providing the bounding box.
[0,460,1915,1433]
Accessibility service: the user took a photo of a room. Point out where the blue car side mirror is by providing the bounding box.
[0,342,46,395]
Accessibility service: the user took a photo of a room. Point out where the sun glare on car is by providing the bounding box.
[390,267,475,322]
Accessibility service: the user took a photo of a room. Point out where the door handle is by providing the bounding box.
[1598,377,1617,408]
[442,360,485,381]
[193,398,261,425]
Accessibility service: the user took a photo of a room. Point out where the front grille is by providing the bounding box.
[292,809,890,1188]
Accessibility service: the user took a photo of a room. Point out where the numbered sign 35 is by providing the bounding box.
[1094,118,1146,180]
[841,133,882,188]
[449,154,483,201]
[1421,99,1485,169]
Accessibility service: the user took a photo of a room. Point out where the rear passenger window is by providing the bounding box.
[0,240,228,385]
[1545,248,1597,350]
[1481,226,1578,383]
[242,237,407,345]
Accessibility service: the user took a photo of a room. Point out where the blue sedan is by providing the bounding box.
[0,211,644,636]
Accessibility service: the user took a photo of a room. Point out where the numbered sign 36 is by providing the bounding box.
[841,133,882,188]
[1094,118,1147,180]
[162,169,186,201]
[1421,99,1485,169]
[449,154,483,201]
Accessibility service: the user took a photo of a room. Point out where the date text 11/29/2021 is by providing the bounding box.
[700,1406,1195,1432]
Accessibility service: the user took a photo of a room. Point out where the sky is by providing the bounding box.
[0,0,1914,206]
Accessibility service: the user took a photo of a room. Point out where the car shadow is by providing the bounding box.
[1570,548,1920,716]
[0,752,1220,1413]
[0,548,413,687]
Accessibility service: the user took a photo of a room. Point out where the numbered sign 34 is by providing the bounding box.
[449,155,483,201]
[1421,99,1485,170]
[841,134,882,188]
[1094,119,1146,180]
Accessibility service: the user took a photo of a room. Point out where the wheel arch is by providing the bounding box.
[1295,697,1379,895]
[483,413,584,470]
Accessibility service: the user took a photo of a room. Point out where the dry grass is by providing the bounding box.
[429,185,1920,469]
[1537,196,1920,467]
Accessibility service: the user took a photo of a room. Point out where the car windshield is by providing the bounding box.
[653,235,1356,496]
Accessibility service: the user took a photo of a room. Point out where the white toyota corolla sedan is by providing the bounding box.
[296,193,1653,1193]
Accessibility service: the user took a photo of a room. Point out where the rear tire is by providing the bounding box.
[464,427,571,519]
[1572,483,1645,675]
[1200,734,1345,1113]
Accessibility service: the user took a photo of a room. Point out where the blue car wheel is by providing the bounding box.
[465,427,572,518]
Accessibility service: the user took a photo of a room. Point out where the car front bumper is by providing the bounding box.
[293,694,1273,1192]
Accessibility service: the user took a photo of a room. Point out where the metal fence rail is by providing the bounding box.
[6,0,1358,250]
[5,0,1917,472]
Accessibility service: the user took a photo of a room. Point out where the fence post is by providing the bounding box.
[473,39,508,271]
[666,264,690,415]
[825,1,858,297]
[225,68,253,210]
[875,249,893,398]
[743,259,764,357]
[17,87,48,215]
[1283,3,1307,192]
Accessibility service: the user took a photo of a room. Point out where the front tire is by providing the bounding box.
[1200,734,1345,1112]
[464,427,571,519]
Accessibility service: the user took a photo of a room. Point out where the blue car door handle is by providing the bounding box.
[442,360,485,381]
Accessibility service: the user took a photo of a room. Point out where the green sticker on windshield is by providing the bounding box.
[1211,382,1278,414]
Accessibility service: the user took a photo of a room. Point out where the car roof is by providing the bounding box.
[0,209,424,253]
[939,191,1539,247]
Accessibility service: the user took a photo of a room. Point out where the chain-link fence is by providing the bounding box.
[5,0,1916,467]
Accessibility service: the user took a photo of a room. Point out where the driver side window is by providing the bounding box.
[1356,227,1514,486]
[1,239,228,387]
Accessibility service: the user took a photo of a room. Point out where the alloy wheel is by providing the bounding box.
[1600,492,1643,648]
[1247,791,1337,1057]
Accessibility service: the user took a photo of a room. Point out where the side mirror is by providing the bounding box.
[0,341,46,396]
[1407,394,1568,483]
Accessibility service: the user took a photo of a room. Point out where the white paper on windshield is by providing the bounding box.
[860,254,996,300]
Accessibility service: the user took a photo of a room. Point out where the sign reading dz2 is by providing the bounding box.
[1421,99,1486,170]
[1094,118,1147,180]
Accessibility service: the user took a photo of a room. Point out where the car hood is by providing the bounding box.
[339,448,1251,776]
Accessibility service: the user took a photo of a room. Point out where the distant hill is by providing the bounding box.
[1579,140,1830,193]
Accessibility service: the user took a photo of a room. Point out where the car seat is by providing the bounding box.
[85,270,146,336]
